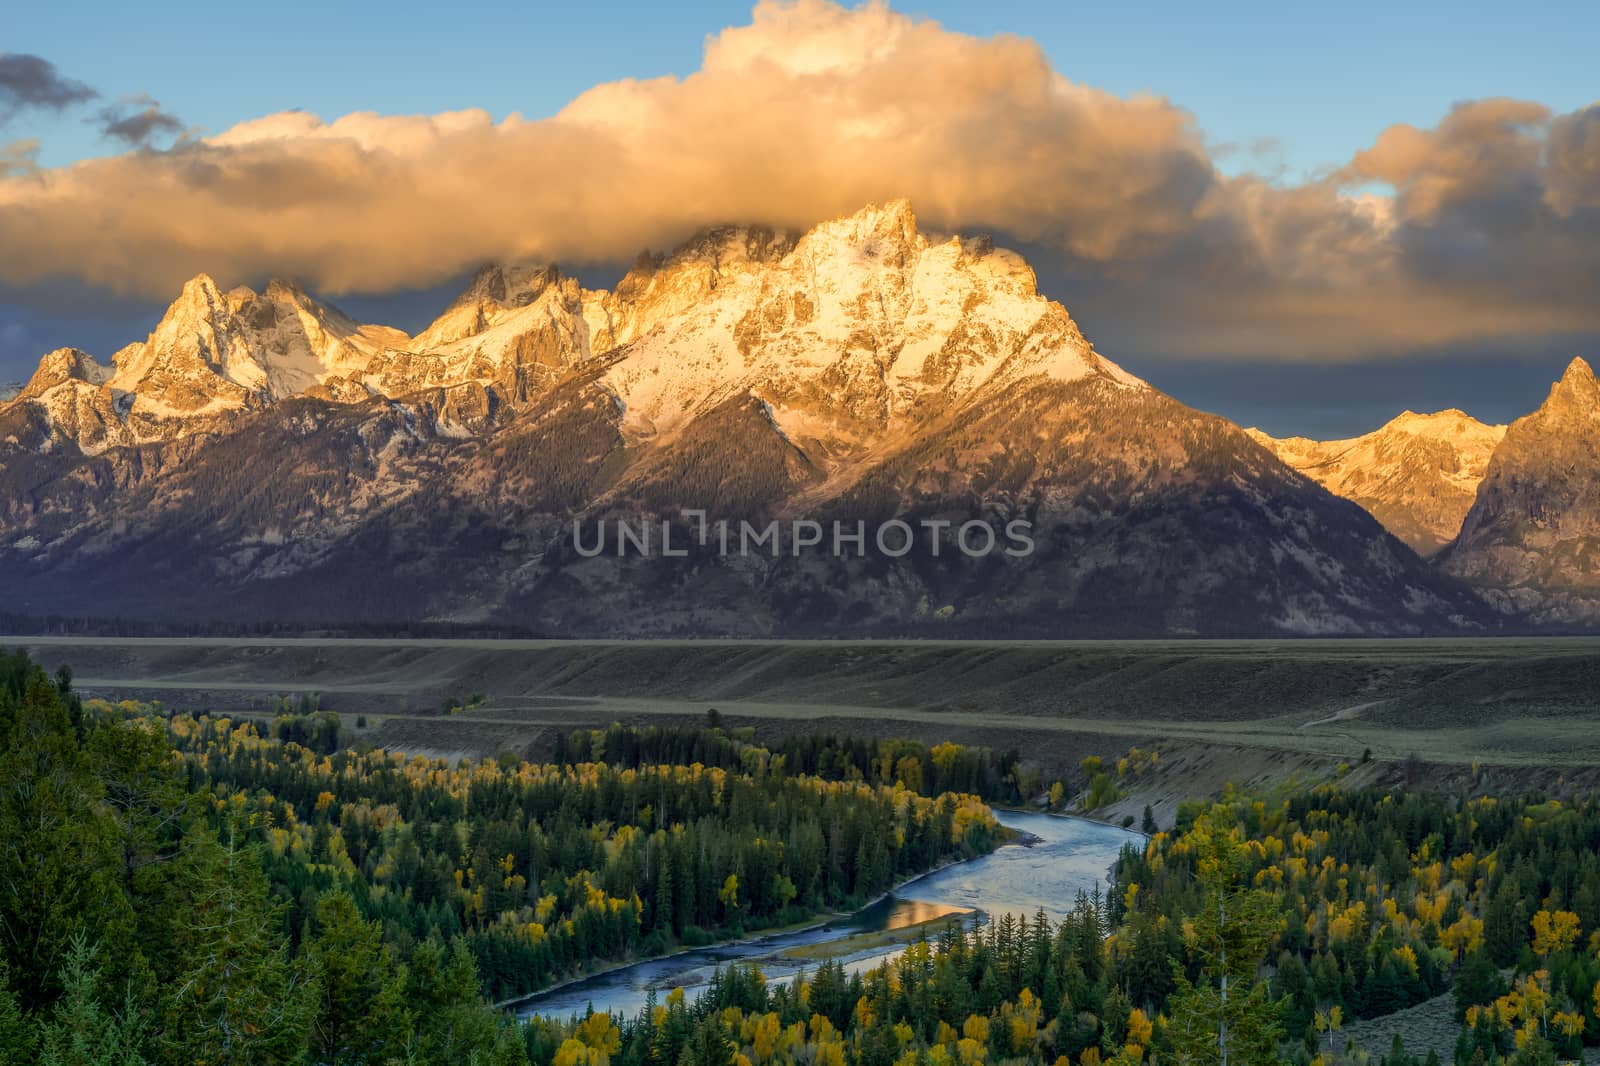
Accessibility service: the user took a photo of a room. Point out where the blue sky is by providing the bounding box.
[9,0,1596,179]
[3,1,1599,435]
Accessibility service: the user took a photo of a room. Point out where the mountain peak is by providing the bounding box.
[1559,355,1596,388]
[1386,408,1498,434]
[805,198,921,257]
[1543,355,1600,413]
[458,262,560,308]
[1252,406,1508,555]
[847,197,917,238]
[19,346,112,399]
[177,272,224,300]
[410,261,565,352]
[1444,353,1600,612]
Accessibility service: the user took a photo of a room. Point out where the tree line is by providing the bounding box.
[556,719,1023,803]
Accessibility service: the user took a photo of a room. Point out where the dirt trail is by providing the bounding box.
[1299,700,1380,730]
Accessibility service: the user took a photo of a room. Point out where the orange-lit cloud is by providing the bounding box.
[0,1,1597,359]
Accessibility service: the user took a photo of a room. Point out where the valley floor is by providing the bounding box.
[10,635,1600,805]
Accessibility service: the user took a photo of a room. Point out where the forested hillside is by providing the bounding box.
[0,651,996,1064]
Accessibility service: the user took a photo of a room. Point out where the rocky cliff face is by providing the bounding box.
[0,200,1489,635]
[1249,411,1507,556]
[1439,358,1600,621]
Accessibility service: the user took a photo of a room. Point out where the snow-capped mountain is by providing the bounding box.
[597,204,1142,452]
[0,201,1490,635]
[110,275,408,406]
[4,275,408,455]
[1439,357,1600,621]
[1249,410,1507,555]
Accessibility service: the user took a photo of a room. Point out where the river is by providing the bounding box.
[508,810,1143,1020]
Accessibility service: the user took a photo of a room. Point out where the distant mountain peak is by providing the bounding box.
[0,272,409,441]
[178,271,222,296]
[409,261,564,352]
[19,347,113,398]
[1546,355,1600,413]
[1389,407,1475,427]
[263,277,313,301]
[1561,354,1595,384]
[1250,408,1506,555]
[825,197,919,245]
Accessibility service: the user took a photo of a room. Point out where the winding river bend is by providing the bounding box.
[510,811,1142,1020]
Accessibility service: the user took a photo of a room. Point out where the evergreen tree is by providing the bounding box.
[305,889,404,1064]
[1164,806,1286,1066]
[1452,949,1506,1021]
[1484,880,1526,968]
[0,670,128,1006]
[34,936,149,1066]
[678,1017,732,1066]
[161,821,313,1065]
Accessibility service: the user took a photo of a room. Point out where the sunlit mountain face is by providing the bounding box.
[0,201,1513,636]
[2,2,1598,635]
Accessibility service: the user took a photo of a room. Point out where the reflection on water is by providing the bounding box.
[868,898,969,933]
[509,811,1141,1021]
[894,810,1138,924]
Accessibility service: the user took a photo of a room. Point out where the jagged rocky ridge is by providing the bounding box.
[0,201,1494,634]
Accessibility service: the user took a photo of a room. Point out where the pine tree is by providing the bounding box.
[678,1017,732,1066]
[89,713,195,986]
[305,889,402,1064]
[1164,806,1286,1066]
[35,936,149,1066]
[1484,879,1526,968]
[401,937,509,1062]
[1453,948,1505,1021]
[0,670,127,1007]
[161,821,313,1065]
[466,1025,531,1066]
[654,846,676,938]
